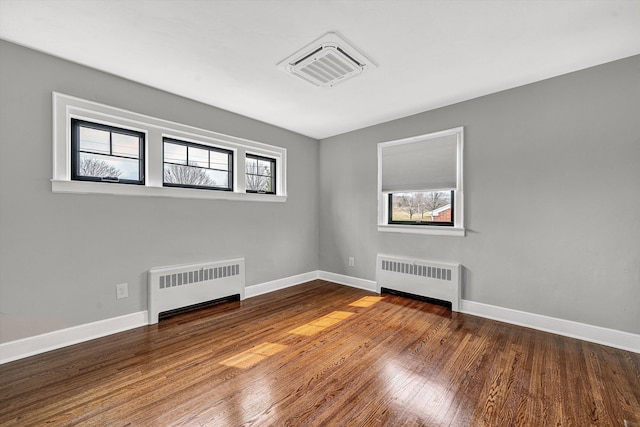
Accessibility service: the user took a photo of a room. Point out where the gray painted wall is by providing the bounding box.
[319,55,640,334]
[0,41,319,343]
[1,39,638,345]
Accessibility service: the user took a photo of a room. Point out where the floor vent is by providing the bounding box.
[148,258,245,324]
[277,32,376,87]
[376,254,461,311]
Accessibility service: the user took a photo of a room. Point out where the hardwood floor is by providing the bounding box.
[1,280,639,426]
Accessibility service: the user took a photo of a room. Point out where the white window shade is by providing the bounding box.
[381,133,458,193]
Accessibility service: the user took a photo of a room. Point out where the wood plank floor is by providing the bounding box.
[1,280,639,426]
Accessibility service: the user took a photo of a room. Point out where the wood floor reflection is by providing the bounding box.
[1,280,639,426]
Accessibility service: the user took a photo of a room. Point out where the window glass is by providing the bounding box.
[189,147,209,168]
[245,154,275,194]
[163,138,233,190]
[79,127,110,154]
[164,142,187,165]
[112,133,140,158]
[72,119,144,184]
[210,150,230,171]
[79,153,140,181]
[246,156,258,175]
[389,191,453,225]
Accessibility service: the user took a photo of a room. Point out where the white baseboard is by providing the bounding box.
[0,311,148,365]
[245,270,640,353]
[460,300,640,354]
[316,272,639,353]
[318,271,377,292]
[3,272,637,364]
[245,271,320,298]
[245,270,377,298]
[1,270,324,365]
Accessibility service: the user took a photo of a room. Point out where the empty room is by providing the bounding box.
[0,0,639,425]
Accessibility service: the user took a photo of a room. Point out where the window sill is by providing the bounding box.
[378,224,465,236]
[51,180,287,202]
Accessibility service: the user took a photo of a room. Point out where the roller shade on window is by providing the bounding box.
[381,133,458,193]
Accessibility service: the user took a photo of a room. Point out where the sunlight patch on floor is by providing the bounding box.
[220,342,287,369]
[349,296,384,307]
[288,311,355,336]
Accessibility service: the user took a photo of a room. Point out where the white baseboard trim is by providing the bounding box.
[3,273,637,364]
[0,311,148,365]
[245,271,320,299]
[318,271,377,292]
[1,270,324,365]
[245,271,377,299]
[460,300,640,354]
[314,272,639,353]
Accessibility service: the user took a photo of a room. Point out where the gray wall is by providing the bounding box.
[0,41,319,343]
[319,55,640,334]
[1,39,638,345]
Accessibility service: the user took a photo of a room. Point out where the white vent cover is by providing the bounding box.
[376,254,461,311]
[277,32,376,87]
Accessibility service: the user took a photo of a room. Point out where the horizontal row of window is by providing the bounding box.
[70,119,276,194]
[54,94,461,234]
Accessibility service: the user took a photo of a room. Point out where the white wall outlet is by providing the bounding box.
[348,256,355,267]
[116,283,128,299]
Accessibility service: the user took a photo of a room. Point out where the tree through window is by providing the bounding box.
[245,154,275,194]
[71,119,144,184]
[163,138,233,191]
[389,191,453,225]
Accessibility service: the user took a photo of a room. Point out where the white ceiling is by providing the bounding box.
[1,0,640,140]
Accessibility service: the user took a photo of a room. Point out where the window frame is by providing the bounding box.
[245,153,276,194]
[71,119,145,185]
[377,127,464,237]
[52,92,287,202]
[162,137,233,191]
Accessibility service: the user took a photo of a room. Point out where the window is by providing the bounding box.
[245,154,276,194]
[388,191,454,226]
[163,138,233,191]
[71,119,144,184]
[52,93,287,202]
[378,127,464,236]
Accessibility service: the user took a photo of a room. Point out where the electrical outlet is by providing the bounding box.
[348,256,355,267]
[116,283,128,299]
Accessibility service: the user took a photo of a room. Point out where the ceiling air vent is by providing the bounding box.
[277,32,376,87]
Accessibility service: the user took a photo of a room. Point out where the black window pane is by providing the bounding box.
[188,146,209,168]
[257,159,271,176]
[72,120,144,184]
[210,150,230,171]
[164,142,187,165]
[162,138,232,190]
[164,164,213,186]
[163,164,230,188]
[390,191,453,224]
[112,133,140,158]
[79,127,110,154]
[245,157,258,175]
[245,155,275,193]
[79,152,139,181]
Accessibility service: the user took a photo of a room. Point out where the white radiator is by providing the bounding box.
[376,254,461,311]
[148,258,245,324]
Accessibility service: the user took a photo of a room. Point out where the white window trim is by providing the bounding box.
[52,92,287,202]
[377,127,465,237]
